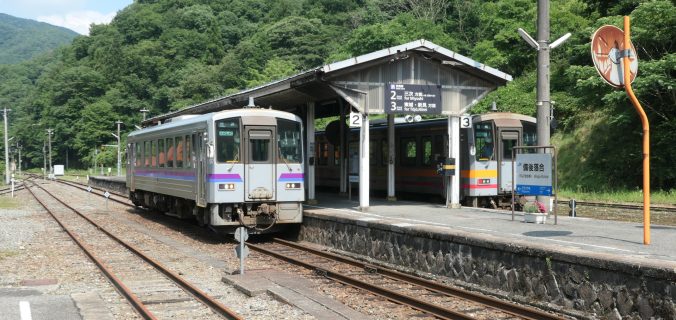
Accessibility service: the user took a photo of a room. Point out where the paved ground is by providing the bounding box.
[0,288,81,320]
[305,193,676,265]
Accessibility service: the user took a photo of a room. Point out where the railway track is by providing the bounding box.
[51,176,570,319]
[248,239,567,320]
[41,174,676,214]
[24,180,242,320]
[556,199,676,213]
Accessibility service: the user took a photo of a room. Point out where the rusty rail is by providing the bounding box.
[26,180,243,320]
[271,238,566,320]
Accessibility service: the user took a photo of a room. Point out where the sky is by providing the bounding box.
[1,0,134,35]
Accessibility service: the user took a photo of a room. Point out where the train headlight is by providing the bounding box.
[218,183,236,191]
[285,183,301,189]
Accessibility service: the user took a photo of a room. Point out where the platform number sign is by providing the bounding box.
[349,112,362,128]
[385,83,442,114]
[460,116,472,128]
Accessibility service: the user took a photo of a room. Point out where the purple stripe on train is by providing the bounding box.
[278,173,304,182]
[135,170,196,181]
[208,173,242,183]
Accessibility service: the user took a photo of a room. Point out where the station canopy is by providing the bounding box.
[144,39,512,125]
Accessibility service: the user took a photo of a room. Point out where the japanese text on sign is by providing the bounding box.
[385,83,442,114]
[515,153,552,196]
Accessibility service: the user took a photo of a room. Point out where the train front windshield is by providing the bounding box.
[216,118,241,163]
[277,119,302,163]
[474,122,494,161]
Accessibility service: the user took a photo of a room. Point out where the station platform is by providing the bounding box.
[299,193,676,319]
[303,193,676,264]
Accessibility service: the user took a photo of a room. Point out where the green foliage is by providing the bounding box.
[0,0,672,192]
[0,13,78,64]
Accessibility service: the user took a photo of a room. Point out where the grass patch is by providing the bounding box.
[0,250,18,261]
[553,110,675,206]
[0,197,20,209]
[558,188,676,205]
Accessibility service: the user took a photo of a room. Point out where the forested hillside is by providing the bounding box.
[0,13,78,64]
[0,0,673,191]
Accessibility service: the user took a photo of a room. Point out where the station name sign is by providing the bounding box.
[515,153,553,196]
[385,83,441,114]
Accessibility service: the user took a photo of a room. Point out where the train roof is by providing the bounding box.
[472,112,536,126]
[128,108,301,138]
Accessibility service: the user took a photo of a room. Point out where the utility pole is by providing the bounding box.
[42,141,46,180]
[112,120,123,177]
[517,0,570,211]
[3,108,10,185]
[46,129,54,174]
[17,143,21,176]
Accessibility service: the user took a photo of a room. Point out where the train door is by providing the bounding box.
[497,129,521,193]
[195,131,207,207]
[244,126,276,201]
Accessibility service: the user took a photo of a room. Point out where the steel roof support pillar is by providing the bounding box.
[359,113,369,212]
[386,114,396,201]
[306,102,317,204]
[339,100,347,194]
[447,116,461,208]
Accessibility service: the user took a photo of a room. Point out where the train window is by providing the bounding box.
[522,123,537,153]
[184,135,191,168]
[216,118,240,163]
[434,135,445,163]
[135,143,142,167]
[422,136,433,166]
[277,119,302,163]
[317,142,328,165]
[151,140,157,167]
[503,139,516,160]
[166,138,174,168]
[474,122,494,161]
[176,136,184,168]
[158,139,165,167]
[144,141,150,167]
[250,130,271,162]
[400,137,417,167]
[381,139,388,166]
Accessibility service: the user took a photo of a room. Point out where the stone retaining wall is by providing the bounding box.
[88,176,128,196]
[299,213,675,319]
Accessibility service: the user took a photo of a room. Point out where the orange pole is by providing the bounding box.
[623,16,650,245]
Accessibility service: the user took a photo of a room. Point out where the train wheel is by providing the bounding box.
[195,207,208,227]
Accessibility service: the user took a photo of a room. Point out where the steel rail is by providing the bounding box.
[248,242,475,320]
[28,180,244,320]
[556,199,676,213]
[54,178,132,206]
[272,238,565,320]
[25,181,158,320]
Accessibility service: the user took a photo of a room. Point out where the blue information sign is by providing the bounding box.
[515,153,553,196]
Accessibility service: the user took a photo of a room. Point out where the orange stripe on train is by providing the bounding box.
[461,170,497,178]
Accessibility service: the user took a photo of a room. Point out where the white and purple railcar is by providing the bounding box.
[126,108,304,233]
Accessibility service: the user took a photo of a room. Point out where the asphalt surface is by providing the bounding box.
[0,288,80,320]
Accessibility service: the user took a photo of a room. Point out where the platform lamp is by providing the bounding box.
[140,108,150,122]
